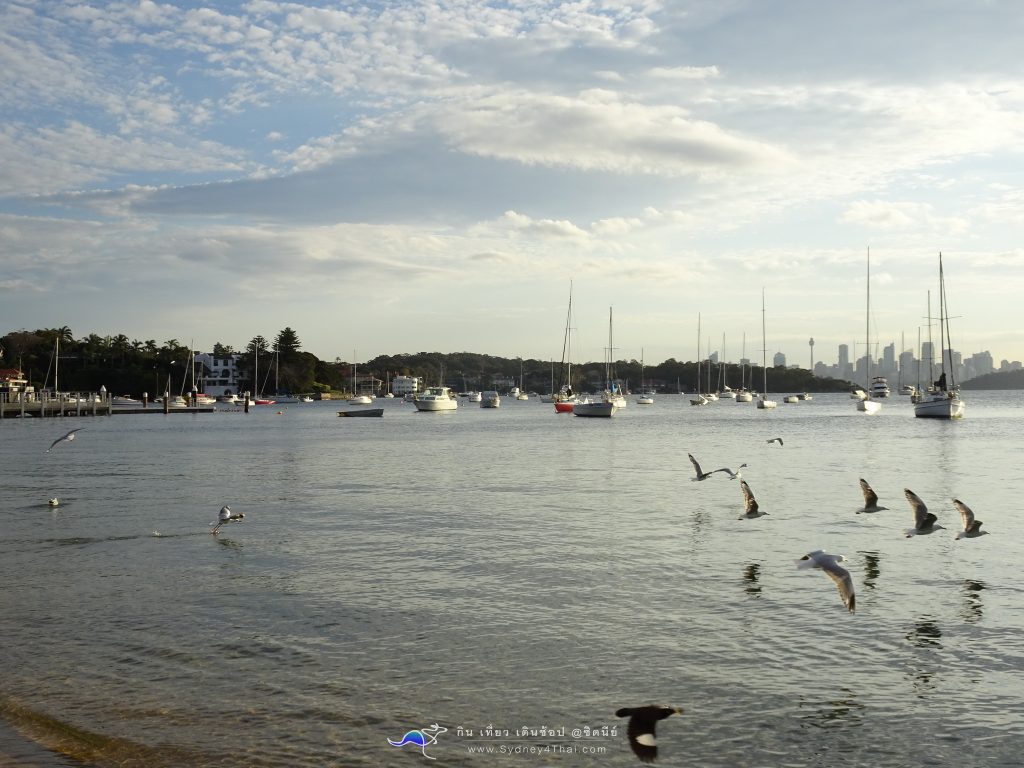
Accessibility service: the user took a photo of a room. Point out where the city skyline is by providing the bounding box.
[4,2,1024,365]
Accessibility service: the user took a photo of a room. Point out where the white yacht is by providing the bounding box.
[481,390,501,408]
[413,386,458,411]
[869,376,891,398]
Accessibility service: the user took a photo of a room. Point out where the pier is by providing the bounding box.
[0,393,214,419]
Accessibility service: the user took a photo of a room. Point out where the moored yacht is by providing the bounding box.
[413,386,458,411]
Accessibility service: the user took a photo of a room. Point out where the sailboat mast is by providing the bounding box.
[926,290,933,386]
[866,247,871,391]
[939,253,954,389]
[761,289,768,394]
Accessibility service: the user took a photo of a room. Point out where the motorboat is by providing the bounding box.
[481,391,501,408]
[869,376,891,398]
[783,395,799,403]
[466,391,482,403]
[413,386,458,411]
[348,395,373,405]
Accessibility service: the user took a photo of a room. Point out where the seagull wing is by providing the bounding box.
[47,428,83,452]
[740,480,759,515]
[952,499,975,531]
[821,560,856,612]
[859,479,879,508]
[904,489,929,528]
[688,453,704,477]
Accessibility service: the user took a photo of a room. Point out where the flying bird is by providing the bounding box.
[688,454,715,481]
[766,437,783,446]
[738,480,767,519]
[210,505,245,534]
[904,489,943,537]
[615,705,683,763]
[47,428,84,452]
[797,550,856,612]
[714,463,748,480]
[953,499,988,540]
[856,478,888,513]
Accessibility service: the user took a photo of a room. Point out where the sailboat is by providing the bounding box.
[756,290,777,409]
[717,334,736,399]
[690,314,709,406]
[735,332,754,402]
[349,353,372,404]
[636,348,654,404]
[554,283,579,413]
[574,307,620,417]
[605,308,627,408]
[857,248,882,414]
[915,254,965,419]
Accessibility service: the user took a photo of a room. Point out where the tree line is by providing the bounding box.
[0,327,854,396]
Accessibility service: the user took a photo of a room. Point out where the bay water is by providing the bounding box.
[2,393,1023,766]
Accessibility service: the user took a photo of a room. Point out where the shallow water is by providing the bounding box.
[2,393,1023,766]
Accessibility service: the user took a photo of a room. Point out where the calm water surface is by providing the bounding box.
[2,393,1023,766]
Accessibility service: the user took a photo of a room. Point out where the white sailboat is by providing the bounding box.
[553,283,579,413]
[690,314,709,406]
[636,348,654,404]
[735,332,754,402]
[756,290,777,409]
[857,248,882,414]
[574,307,620,417]
[915,253,965,419]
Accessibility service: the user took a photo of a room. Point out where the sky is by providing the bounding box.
[4,0,1024,368]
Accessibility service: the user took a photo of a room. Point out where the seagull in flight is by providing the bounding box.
[615,705,683,763]
[797,550,856,612]
[688,453,716,481]
[210,505,245,535]
[904,489,943,537]
[953,499,988,540]
[766,437,783,446]
[738,480,767,519]
[856,478,888,513]
[47,428,84,452]
[713,463,747,480]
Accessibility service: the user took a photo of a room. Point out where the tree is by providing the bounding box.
[212,342,235,357]
[275,327,301,355]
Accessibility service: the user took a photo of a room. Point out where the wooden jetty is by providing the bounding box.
[1,393,214,419]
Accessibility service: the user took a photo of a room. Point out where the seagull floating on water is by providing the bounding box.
[714,463,747,480]
[210,505,245,534]
[738,480,767,519]
[856,478,888,514]
[904,489,943,537]
[953,499,988,540]
[766,437,783,446]
[688,453,716,481]
[47,428,84,452]
[797,550,856,612]
[615,705,683,763]
[48,497,60,507]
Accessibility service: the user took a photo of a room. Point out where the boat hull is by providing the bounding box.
[413,400,457,411]
[338,408,384,417]
[573,401,618,417]
[554,401,574,413]
[857,399,882,414]
[756,398,777,410]
[914,394,965,419]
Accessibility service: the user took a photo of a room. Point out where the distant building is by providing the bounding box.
[773,351,786,367]
[194,353,242,397]
[391,375,421,396]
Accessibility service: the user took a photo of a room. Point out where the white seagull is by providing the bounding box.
[856,478,888,513]
[904,489,943,537]
[210,505,245,534]
[766,437,784,446]
[953,499,988,540]
[714,463,748,480]
[738,480,767,519]
[688,453,716,481]
[48,497,60,507]
[797,550,856,612]
[47,428,84,452]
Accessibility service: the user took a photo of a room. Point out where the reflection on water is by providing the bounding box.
[796,687,865,729]
[743,563,762,597]
[961,579,986,623]
[860,551,880,590]
[906,617,942,648]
